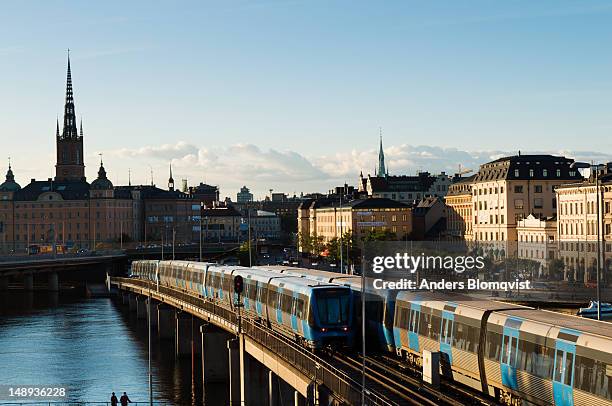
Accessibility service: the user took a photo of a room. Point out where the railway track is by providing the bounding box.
[332,351,500,406]
[331,352,447,406]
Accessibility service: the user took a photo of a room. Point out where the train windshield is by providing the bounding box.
[315,289,350,325]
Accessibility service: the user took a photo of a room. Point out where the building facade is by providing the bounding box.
[470,154,582,244]
[444,175,475,240]
[298,198,413,251]
[236,186,253,203]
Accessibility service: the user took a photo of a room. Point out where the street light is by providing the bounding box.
[571,161,604,320]
[199,202,204,262]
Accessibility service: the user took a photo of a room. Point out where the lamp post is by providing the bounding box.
[199,202,204,262]
[571,161,603,320]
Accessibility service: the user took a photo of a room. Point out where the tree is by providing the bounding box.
[547,258,565,281]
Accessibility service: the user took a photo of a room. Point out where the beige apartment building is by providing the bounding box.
[555,168,612,282]
[297,198,412,252]
[516,214,557,277]
[470,154,582,245]
[444,175,474,240]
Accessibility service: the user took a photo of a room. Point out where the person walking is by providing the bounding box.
[120,392,132,406]
[110,392,118,406]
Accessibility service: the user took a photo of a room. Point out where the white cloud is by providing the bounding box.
[96,141,612,198]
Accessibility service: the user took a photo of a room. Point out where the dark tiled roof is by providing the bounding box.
[14,180,90,201]
[201,206,242,217]
[474,155,582,182]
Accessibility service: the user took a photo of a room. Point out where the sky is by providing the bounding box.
[2,0,612,199]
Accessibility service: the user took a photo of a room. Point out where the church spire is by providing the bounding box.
[168,163,175,191]
[79,117,83,137]
[55,50,85,182]
[56,117,60,137]
[62,49,78,139]
[377,128,387,177]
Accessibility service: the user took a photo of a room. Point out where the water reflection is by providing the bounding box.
[0,292,227,405]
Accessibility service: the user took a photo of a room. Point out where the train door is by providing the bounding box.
[290,293,299,332]
[500,318,521,390]
[553,333,576,406]
[439,310,454,364]
[408,303,421,352]
[255,284,264,316]
[276,286,284,324]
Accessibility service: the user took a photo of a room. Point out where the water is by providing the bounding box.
[0,292,227,405]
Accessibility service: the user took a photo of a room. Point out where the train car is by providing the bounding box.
[483,308,612,406]
[258,266,397,352]
[393,291,524,392]
[136,261,354,350]
[393,291,612,405]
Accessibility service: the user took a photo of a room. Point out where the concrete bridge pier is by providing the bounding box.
[146,298,158,329]
[201,324,229,384]
[47,272,59,291]
[128,293,138,312]
[294,390,305,406]
[23,273,33,291]
[136,296,147,320]
[0,276,8,290]
[157,304,174,339]
[175,311,194,358]
[240,334,269,406]
[269,370,279,406]
[228,338,241,406]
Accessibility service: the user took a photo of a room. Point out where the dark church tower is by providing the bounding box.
[55,53,85,182]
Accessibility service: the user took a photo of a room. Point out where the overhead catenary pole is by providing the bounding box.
[361,241,366,405]
[199,202,204,262]
[339,193,343,274]
[595,167,602,321]
[148,287,153,406]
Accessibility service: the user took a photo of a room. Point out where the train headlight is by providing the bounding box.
[320,327,327,332]
[342,327,348,332]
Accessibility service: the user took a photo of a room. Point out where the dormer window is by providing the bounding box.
[556,169,561,177]
[543,169,548,177]
[514,169,519,177]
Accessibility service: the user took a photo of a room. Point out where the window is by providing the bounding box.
[556,169,561,177]
[534,198,543,209]
[514,185,523,193]
[529,169,534,177]
[514,169,520,177]
[534,185,543,193]
[543,169,548,177]
[515,199,524,210]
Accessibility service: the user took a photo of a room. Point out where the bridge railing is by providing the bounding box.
[0,403,170,406]
[113,277,395,405]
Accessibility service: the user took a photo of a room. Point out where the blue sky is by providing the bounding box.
[2,0,612,198]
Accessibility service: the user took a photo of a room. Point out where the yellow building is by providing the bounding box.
[444,175,474,240]
[297,198,413,253]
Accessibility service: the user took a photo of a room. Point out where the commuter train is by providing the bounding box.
[131,261,612,405]
[256,266,398,352]
[257,267,612,406]
[393,291,612,406]
[130,260,354,349]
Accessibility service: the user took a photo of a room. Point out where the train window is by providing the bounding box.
[315,289,350,325]
[429,314,441,341]
[554,350,564,382]
[486,331,502,360]
[565,353,574,386]
[396,307,409,328]
[268,288,278,308]
[296,297,305,318]
[418,311,431,337]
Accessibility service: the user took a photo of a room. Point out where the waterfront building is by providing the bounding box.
[237,186,253,203]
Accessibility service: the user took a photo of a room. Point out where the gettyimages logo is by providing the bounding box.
[371,253,486,274]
